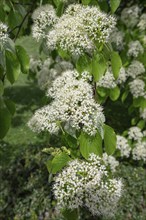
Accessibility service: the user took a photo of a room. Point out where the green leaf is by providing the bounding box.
[0,80,4,96]
[4,99,15,116]
[137,120,145,130]
[62,133,77,149]
[92,54,107,82]
[104,124,116,155]
[110,0,121,13]
[62,209,78,220]
[82,0,91,5]
[15,45,30,74]
[111,51,122,79]
[109,86,120,101]
[121,90,129,102]
[76,55,92,73]
[51,152,71,174]
[5,50,21,84]
[133,97,146,108]
[79,131,102,159]
[0,107,11,139]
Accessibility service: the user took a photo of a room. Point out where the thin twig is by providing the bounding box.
[14,10,31,42]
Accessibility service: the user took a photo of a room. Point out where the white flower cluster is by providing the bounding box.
[29,57,42,73]
[47,4,116,56]
[128,126,143,141]
[129,79,146,98]
[116,135,131,158]
[53,154,122,217]
[0,22,8,47]
[97,67,126,88]
[140,108,146,121]
[137,13,146,31]
[121,5,140,28]
[110,27,125,50]
[132,141,146,162]
[96,68,116,89]
[32,4,58,41]
[102,153,119,172]
[126,60,145,79]
[37,57,73,89]
[28,70,105,136]
[127,41,144,57]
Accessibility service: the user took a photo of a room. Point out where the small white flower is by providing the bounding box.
[132,141,146,162]
[137,13,146,31]
[127,41,144,58]
[116,67,127,84]
[116,135,131,157]
[0,22,8,47]
[32,4,58,41]
[129,79,146,98]
[126,60,145,79]
[140,108,146,121]
[128,126,143,141]
[96,68,117,89]
[121,5,140,28]
[110,27,125,50]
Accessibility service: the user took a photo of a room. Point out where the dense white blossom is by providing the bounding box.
[28,70,105,136]
[32,4,58,41]
[129,79,146,98]
[53,154,122,217]
[110,27,125,50]
[116,67,127,84]
[96,68,116,89]
[140,108,146,121]
[116,135,131,157]
[0,22,8,46]
[126,60,145,79]
[37,58,73,89]
[137,13,146,31]
[47,4,116,56]
[128,126,143,141]
[121,5,140,28]
[29,57,42,73]
[102,153,119,172]
[132,141,146,162]
[127,41,144,57]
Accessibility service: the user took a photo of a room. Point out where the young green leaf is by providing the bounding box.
[79,131,102,159]
[92,54,107,82]
[109,86,120,101]
[51,152,70,174]
[0,107,11,139]
[4,99,15,116]
[16,45,30,74]
[76,55,92,73]
[110,0,121,13]
[104,124,116,155]
[111,51,122,79]
[82,0,91,5]
[5,50,21,84]
[0,80,4,96]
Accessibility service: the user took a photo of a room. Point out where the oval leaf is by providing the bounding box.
[104,124,116,155]
[0,107,11,139]
[92,54,107,82]
[51,152,71,174]
[111,51,122,79]
[110,0,121,13]
[16,45,30,74]
[5,50,21,84]
[109,86,120,101]
[79,131,102,159]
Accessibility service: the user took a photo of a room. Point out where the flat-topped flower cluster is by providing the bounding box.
[32,4,116,56]
[28,70,105,136]
[53,153,122,217]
